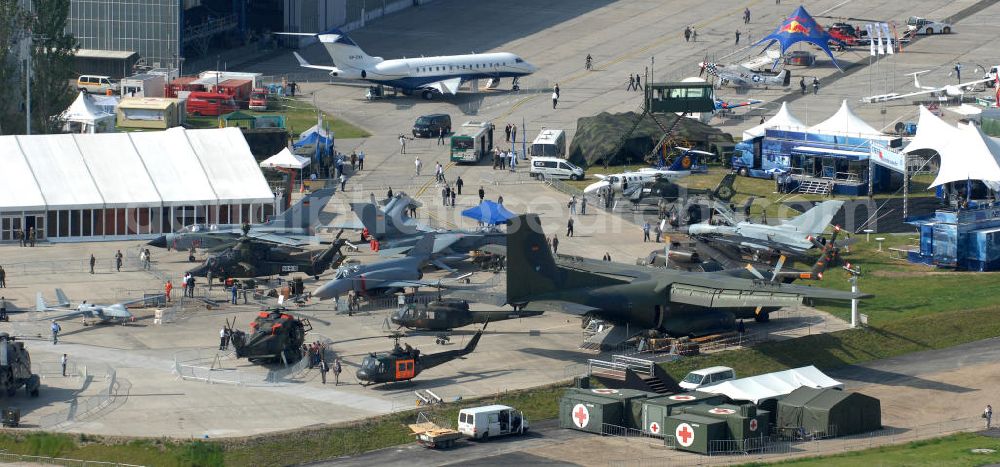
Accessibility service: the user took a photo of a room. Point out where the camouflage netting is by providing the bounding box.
[567,112,734,168]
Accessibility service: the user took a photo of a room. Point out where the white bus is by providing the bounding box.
[450,121,494,163]
[530,128,566,158]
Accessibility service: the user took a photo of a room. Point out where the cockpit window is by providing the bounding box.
[361,356,377,370]
[515,58,524,63]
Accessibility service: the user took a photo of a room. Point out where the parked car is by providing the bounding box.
[529,156,584,181]
[458,405,528,440]
[679,366,736,390]
[413,114,451,138]
[186,91,238,117]
[77,75,120,95]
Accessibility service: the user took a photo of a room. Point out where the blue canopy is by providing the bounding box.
[461,200,516,225]
[293,131,333,150]
[754,5,845,71]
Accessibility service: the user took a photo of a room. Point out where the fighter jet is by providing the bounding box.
[147,188,335,250]
[35,289,160,323]
[505,214,867,346]
[687,200,845,257]
[313,234,470,299]
[186,231,349,280]
[346,193,505,256]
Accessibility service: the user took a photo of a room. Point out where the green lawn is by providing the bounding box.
[743,432,1000,467]
[185,97,370,139]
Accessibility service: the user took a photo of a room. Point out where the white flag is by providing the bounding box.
[866,24,876,56]
[881,23,894,54]
[876,23,885,55]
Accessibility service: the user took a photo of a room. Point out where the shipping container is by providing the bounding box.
[121,73,165,98]
[640,392,727,436]
[663,413,729,454]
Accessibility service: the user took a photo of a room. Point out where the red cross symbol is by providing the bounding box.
[709,407,736,415]
[670,395,695,401]
[676,423,695,447]
[749,419,759,431]
[572,404,589,428]
[592,388,618,394]
[649,422,660,434]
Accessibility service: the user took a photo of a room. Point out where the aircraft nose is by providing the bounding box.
[313,280,344,300]
[148,235,167,248]
[356,370,369,381]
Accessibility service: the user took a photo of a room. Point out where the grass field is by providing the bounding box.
[742,432,1000,467]
[185,97,370,139]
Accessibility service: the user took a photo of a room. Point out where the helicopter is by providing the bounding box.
[228,307,312,364]
[356,326,485,386]
[187,230,349,280]
[0,333,40,398]
[390,298,541,331]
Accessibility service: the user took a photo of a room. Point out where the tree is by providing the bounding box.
[0,0,29,135]
[27,0,78,134]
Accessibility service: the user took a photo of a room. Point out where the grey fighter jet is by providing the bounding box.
[687,200,845,257]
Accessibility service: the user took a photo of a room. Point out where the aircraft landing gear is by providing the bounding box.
[421,89,434,100]
[512,77,520,91]
[754,311,770,323]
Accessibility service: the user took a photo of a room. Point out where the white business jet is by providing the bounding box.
[583,150,710,195]
[278,29,537,100]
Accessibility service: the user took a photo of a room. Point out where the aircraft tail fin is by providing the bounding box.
[782,69,791,87]
[36,292,48,312]
[55,288,70,307]
[318,28,383,69]
[276,188,334,230]
[711,173,737,202]
[350,202,385,237]
[408,234,435,258]
[667,152,695,171]
[783,200,845,234]
[506,214,560,304]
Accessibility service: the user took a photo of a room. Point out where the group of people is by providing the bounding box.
[12,227,36,247]
[683,26,699,42]
[305,342,343,385]
[492,147,518,171]
[504,123,519,143]
[138,248,153,270]
[799,77,821,95]
[181,273,197,297]
[626,73,643,91]
[642,220,665,243]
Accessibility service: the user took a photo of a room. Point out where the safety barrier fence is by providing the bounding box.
[0,452,144,467]
[604,416,986,466]
[38,366,118,430]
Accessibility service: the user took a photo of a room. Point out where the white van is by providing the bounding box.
[530,156,584,181]
[679,366,736,390]
[531,129,566,158]
[458,404,528,440]
[77,75,119,94]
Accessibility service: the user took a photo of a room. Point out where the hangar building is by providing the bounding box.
[0,127,275,242]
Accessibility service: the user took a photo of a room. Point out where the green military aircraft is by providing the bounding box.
[506,214,869,345]
[390,298,542,331]
[228,307,312,364]
[356,327,484,386]
[188,231,348,280]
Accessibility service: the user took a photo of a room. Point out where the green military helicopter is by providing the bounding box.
[356,326,485,386]
[188,230,349,280]
[228,307,312,364]
[390,298,542,331]
[0,333,40,398]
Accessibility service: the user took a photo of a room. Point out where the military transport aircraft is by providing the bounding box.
[186,231,348,280]
[687,200,845,257]
[148,189,335,250]
[505,214,868,347]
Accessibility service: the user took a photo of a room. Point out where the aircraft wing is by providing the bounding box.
[35,309,86,322]
[584,180,610,194]
[862,89,942,103]
[669,280,869,309]
[119,294,167,307]
[292,52,342,73]
[425,77,463,95]
[247,231,319,247]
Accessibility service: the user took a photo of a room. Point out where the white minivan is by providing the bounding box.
[679,366,737,390]
[77,75,120,94]
[458,404,528,440]
[530,156,584,181]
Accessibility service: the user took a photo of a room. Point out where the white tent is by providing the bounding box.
[904,106,1000,187]
[808,100,883,138]
[61,91,115,133]
[699,366,843,404]
[743,102,806,140]
[260,147,311,170]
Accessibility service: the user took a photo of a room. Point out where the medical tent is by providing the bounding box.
[776,387,881,436]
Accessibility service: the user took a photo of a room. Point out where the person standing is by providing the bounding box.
[114,250,123,271]
[986,404,994,429]
[339,173,347,192]
[580,196,587,215]
[450,189,456,207]
[333,358,342,386]
[289,81,297,97]
[399,134,407,154]
[436,162,443,182]
[478,186,485,203]
[320,357,329,384]
[497,195,504,205]
[635,74,642,91]
[799,77,807,95]
[643,222,651,242]
[350,152,357,171]
[144,248,152,270]
[566,217,575,237]
[456,176,464,195]
[684,26,692,42]
[51,320,61,344]
[511,124,517,144]
[812,77,820,95]
[61,354,68,377]
[28,227,35,247]
[505,123,511,142]
[358,151,365,171]
[16,228,23,247]
[744,7,751,24]
[551,235,559,254]
[414,156,422,176]
[165,280,173,302]
[0,265,5,288]
[442,185,449,206]
[655,223,662,243]
[569,195,577,215]
[955,62,962,83]
[437,127,446,145]
[627,74,635,91]
[219,327,227,350]
[554,83,560,99]
[735,29,741,45]
[692,28,698,42]
[231,282,239,305]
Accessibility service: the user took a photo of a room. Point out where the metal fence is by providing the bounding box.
[0,452,144,467]
[38,366,118,430]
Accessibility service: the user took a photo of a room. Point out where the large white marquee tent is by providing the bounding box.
[0,127,275,242]
[904,105,1000,188]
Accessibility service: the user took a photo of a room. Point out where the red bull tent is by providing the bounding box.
[755,5,846,70]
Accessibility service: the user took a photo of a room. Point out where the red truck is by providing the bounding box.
[249,88,268,111]
[212,79,253,109]
[186,91,238,117]
[165,76,206,98]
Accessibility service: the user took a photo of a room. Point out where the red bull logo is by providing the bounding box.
[780,20,811,35]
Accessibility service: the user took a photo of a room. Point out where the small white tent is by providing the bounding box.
[699,366,843,404]
[905,106,1000,188]
[260,147,311,170]
[808,100,882,138]
[743,102,806,140]
[61,91,115,134]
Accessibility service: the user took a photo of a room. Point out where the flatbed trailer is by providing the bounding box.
[409,422,463,449]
